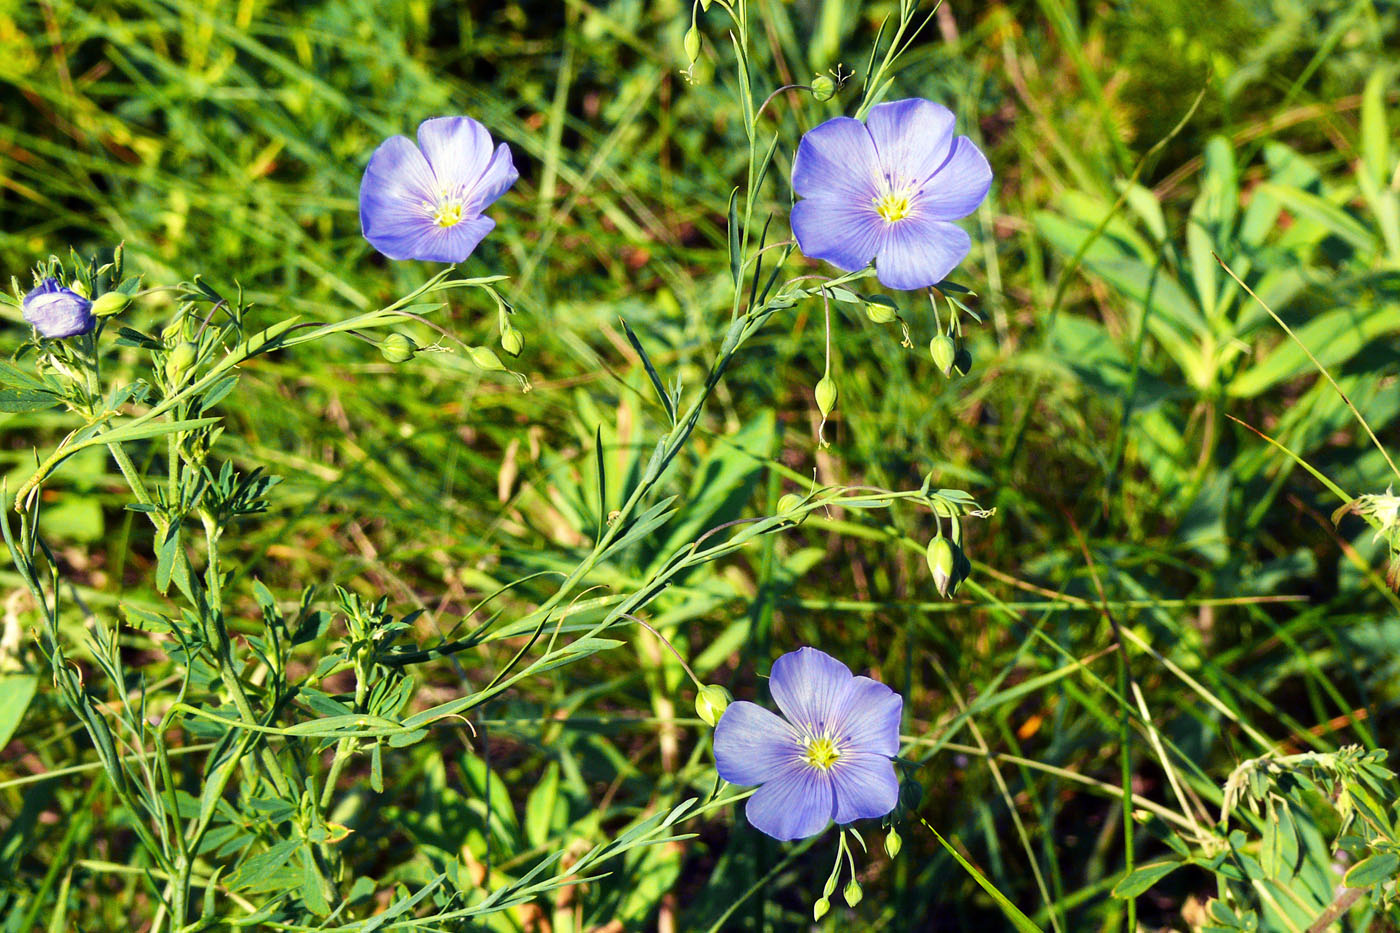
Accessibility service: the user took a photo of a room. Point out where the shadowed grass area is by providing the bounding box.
[2,0,1400,930]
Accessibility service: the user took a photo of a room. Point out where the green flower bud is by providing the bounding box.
[468,346,507,372]
[823,872,838,898]
[776,493,805,520]
[815,376,836,417]
[864,295,897,324]
[500,324,524,357]
[380,333,417,363]
[884,826,902,859]
[683,25,701,63]
[695,684,732,727]
[165,341,198,383]
[953,347,973,377]
[814,897,830,921]
[929,333,956,376]
[927,535,956,597]
[842,879,863,907]
[810,74,836,101]
[91,291,132,318]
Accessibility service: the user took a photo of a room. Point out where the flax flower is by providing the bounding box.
[713,647,902,841]
[790,99,992,290]
[360,116,518,263]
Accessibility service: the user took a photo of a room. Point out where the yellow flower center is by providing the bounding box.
[804,736,842,771]
[873,189,914,223]
[433,199,465,228]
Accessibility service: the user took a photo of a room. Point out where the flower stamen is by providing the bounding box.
[873,189,913,223]
[804,735,842,771]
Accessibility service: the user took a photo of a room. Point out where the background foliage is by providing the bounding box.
[2,0,1399,929]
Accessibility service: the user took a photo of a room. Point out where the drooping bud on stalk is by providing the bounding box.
[683,25,701,63]
[810,74,836,101]
[380,333,417,363]
[468,346,507,372]
[842,880,863,907]
[864,294,897,324]
[813,897,830,921]
[815,376,836,417]
[695,684,732,727]
[165,341,198,384]
[500,324,524,357]
[91,291,132,319]
[884,826,902,859]
[927,535,956,597]
[929,333,956,376]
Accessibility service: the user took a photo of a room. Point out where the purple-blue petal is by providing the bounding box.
[865,98,956,190]
[874,215,972,290]
[23,286,94,339]
[466,143,519,215]
[834,676,902,757]
[918,136,992,221]
[713,700,801,787]
[769,647,855,733]
[417,116,494,193]
[790,197,882,274]
[791,116,880,202]
[380,215,496,264]
[830,752,899,824]
[360,135,440,259]
[744,761,834,841]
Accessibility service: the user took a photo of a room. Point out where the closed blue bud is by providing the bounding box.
[23,278,94,339]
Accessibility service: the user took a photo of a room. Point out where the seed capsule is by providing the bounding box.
[927,535,956,597]
[380,333,416,363]
[683,25,701,63]
[500,325,524,357]
[864,295,897,324]
[468,346,507,372]
[815,376,836,416]
[91,291,132,318]
[810,74,836,101]
[695,685,732,727]
[165,341,198,383]
[929,333,956,376]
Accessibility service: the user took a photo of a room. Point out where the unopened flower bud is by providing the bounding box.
[899,777,923,810]
[927,535,956,597]
[500,324,524,357]
[814,897,830,921]
[468,346,507,372]
[864,295,897,324]
[165,341,198,383]
[815,376,836,416]
[695,684,732,727]
[683,25,701,63]
[884,826,902,859]
[823,873,838,898]
[929,333,956,376]
[91,291,132,318]
[810,74,836,101]
[843,879,863,907]
[380,333,417,363]
[776,493,805,520]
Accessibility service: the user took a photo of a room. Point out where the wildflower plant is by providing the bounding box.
[0,1,1009,929]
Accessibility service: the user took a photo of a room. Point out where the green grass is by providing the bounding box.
[2,0,1400,930]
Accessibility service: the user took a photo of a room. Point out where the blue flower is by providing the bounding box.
[713,646,902,841]
[23,279,94,339]
[790,99,992,290]
[360,116,519,263]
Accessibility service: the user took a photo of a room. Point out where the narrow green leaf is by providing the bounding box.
[0,674,37,749]
[925,822,1043,933]
[1113,859,1184,898]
